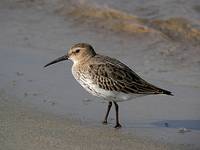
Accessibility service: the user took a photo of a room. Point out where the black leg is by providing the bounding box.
[102,101,112,124]
[113,101,122,128]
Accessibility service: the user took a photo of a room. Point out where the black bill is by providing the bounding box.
[44,55,68,68]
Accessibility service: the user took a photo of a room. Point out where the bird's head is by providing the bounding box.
[44,43,96,68]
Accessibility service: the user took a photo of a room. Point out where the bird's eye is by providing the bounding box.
[75,49,80,53]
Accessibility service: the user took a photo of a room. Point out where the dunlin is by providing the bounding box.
[44,43,173,128]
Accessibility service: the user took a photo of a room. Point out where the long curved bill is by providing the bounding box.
[44,55,68,68]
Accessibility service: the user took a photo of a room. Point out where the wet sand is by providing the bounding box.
[1,92,191,150]
[0,0,200,149]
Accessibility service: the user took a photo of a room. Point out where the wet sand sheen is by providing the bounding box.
[0,94,190,150]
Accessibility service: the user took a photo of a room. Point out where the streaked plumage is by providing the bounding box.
[44,43,173,128]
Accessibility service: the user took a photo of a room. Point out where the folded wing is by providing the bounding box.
[87,57,172,95]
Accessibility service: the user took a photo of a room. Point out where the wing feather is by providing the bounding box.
[81,55,172,95]
[86,59,164,94]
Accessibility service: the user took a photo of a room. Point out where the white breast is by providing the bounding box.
[72,65,98,96]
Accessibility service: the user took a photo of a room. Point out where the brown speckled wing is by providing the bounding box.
[87,55,168,95]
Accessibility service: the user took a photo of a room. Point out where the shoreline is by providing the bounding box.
[0,0,199,149]
[0,92,192,150]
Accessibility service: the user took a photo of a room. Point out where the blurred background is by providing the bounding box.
[0,0,200,148]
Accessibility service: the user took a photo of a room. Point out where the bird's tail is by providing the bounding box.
[160,89,174,96]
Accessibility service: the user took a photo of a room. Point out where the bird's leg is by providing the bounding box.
[113,101,122,128]
[102,101,112,124]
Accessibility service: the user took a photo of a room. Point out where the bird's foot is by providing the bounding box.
[114,123,122,129]
[102,120,108,125]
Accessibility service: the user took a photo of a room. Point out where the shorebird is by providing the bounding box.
[44,43,173,128]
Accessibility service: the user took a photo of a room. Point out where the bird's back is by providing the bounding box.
[73,54,173,99]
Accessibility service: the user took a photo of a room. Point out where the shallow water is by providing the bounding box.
[0,0,200,147]
[88,0,200,20]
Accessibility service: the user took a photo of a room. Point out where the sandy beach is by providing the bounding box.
[1,91,191,150]
[0,0,200,149]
